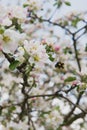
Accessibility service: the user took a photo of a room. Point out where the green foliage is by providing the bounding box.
[25,63,35,75]
[39,17,43,23]
[9,60,20,70]
[5,106,16,121]
[64,1,71,6]
[63,20,68,26]
[45,45,55,61]
[0,26,5,34]
[64,76,76,82]
[23,4,29,8]
[71,17,81,27]
[55,106,60,111]
[63,47,72,54]
[12,18,23,33]
[54,0,71,8]
[29,19,35,24]
[54,0,63,8]
[81,75,87,83]
[40,111,51,117]
[76,83,87,93]
[23,48,30,60]
[9,106,16,112]
[58,20,68,26]
[45,45,53,53]
[48,53,55,61]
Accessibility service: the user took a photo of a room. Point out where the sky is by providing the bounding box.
[66,0,87,11]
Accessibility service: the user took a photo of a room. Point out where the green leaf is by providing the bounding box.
[0,26,5,34]
[9,60,20,70]
[12,18,23,33]
[45,45,53,53]
[81,75,87,83]
[64,1,71,6]
[63,20,68,26]
[55,106,60,110]
[39,17,43,22]
[40,111,51,117]
[63,47,72,54]
[23,4,29,8]
[57,0,62,8]
[9,106,16,112]
[71,18,81,27]
[48,54,55,61]
[64,76,76,82]
[23,48,29,60]
[54,0,62,8]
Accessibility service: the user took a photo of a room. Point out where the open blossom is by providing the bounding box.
[1,29,26,53]
[1,121,29,130]
[0,5,27,26]
[0,5,12,26]
[24,40,49,66]
[0,93,9,106]
[0,1,87,130]
[7,6,27,22]
[1,17,12,26]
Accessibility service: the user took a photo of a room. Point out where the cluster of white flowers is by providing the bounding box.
[24,40,48,64]
[24,0,42,11]
[7,6,27,22]
[0,5,27,26]
[0,0,87,130]
[0,121,28,130]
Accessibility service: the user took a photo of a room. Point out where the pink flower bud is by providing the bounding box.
[54,45,60,51]
[72,81,80,87]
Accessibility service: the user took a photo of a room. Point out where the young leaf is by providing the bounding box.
[23,4,29,8]
[9,60,20,70]
[48,54,55,61]
[71,18,81,27]
[64,76,76,82]
[53,0,62,8]
[65,1,71,6]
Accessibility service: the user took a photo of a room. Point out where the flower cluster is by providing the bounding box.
[23,0,42,11]
[0,0,87,130]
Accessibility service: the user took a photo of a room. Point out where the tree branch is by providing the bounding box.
[72,34,81,71]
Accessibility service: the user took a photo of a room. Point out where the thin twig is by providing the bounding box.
[28,92,87,114]
[29,13,73,35]
[72,34,81,71]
